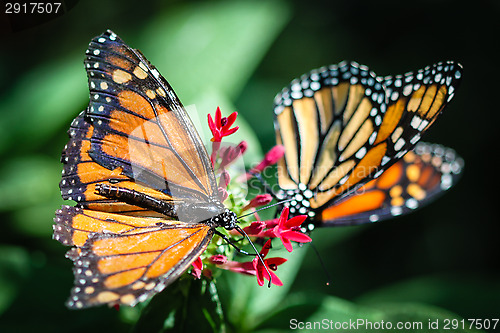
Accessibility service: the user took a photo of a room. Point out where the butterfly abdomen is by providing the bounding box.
[95,184,178,217]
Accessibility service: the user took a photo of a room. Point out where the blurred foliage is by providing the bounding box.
[1,0,499,332]
[132,278,226,333]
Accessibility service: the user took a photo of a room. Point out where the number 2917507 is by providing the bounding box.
[443,318,498,331]
[5,2,61,14]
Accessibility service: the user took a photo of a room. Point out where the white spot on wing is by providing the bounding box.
[391,206,403,216]
[355,147,367,159]
[394,138,405,151]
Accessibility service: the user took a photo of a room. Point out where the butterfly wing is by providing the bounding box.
[84,30,217,204]
[60,112,173,216]
[54,205,212,308]
[274,61,462,212]
[55,30,222,308]
[319,142,463,226]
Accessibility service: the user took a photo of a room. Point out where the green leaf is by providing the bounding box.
[249,294,376,332]
[132,278,225,333]
[356,274,500,319]
[0,59,87,154]
[0,246,31,315]
[252,293,326,332]
[255,295,484,333]
[367,303,484,333]
[138,0,290,103]
[0,156,61,211]
[0,156,63,236]
[293,294,377,329]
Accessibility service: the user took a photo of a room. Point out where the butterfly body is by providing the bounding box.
[95,183,234,225]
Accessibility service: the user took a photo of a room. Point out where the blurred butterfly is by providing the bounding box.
[53,30,240,309]
[273,61,463,231]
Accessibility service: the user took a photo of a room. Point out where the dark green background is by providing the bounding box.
[0,0,498,332]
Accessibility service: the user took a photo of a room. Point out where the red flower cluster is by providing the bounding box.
[208,106,238,142]
[192,107,311,287]
[269,207,312,252]
[253,240,287,286]
[212,239,287,287]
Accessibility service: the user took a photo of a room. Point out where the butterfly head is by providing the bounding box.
[212,208,238,230]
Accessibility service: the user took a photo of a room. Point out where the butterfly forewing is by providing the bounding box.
[60,112,174,217]
[84,30,217,203]
[274,61,462,217]
[275,63,382,196]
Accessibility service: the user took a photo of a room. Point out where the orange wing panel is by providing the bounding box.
[54,204,212,308]
[321,190,386,221]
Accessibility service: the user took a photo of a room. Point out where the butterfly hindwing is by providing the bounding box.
[319,142,463,226]
[54,206,212,308]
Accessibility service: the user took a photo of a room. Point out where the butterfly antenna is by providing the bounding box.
[237,198,295,220]
[310,242,332,286]
[234,225,273,288]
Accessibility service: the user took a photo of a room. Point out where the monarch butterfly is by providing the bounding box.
[273,61,463,231]
[53,30,244,309]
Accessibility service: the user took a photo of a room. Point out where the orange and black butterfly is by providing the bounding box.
[53,30,239,309]
[273,61,463,231]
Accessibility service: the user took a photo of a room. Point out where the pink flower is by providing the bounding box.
[251,145,285,174]
[191,256,203,279]
[242,221,266,236]
[253,240,287,286]
[242,194,273,212]
[217,187,228,202]
[213,242,287,286]
[240,145,285,181]
[271,207,311,252]
[220,141,247,169]
[232,218,277,238]
[210,141,221,167]
[218,170,231,189]
[208,107,239,142]
[263,218,279,229]
[219,260,256,276]
[217,165,231,201]
[209,255,228,265]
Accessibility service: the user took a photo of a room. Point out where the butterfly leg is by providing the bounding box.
[213,230,255,256]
